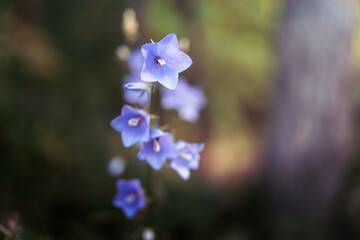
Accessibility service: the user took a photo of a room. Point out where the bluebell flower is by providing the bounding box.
[141,33,192,90]
[111,105,150,147]
[113,179,146,219]
[123,73,150,107]
[127,48,143,73]
[161,77,207,122]
[137,129,178,170]
[169,141,204,180]
[123,48,149,106]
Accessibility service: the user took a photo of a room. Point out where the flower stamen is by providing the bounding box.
[128,117,141,126]
[158,59,166,66]
[155,56,166,67]
[153,138,161,152]
[180,152,192,161]
[125,193,136,203]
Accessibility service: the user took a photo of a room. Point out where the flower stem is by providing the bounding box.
[149,83,158,128]
[145,83,157,226]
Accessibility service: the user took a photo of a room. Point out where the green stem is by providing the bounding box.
[145,83,157,227]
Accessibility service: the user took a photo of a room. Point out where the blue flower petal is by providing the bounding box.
[141,43,157,59]
[195,143,205,152]
[110,115,128,133]
[129,179,142,188]
[121,104,135,115]
[124,90,149,107]
[137,141,167,170]
[159,133,178,157]
[116,179,127,190]
[146,154,167,170]
[175,141,187,149]
[121,116,150,147]
[163,50,192,73]
[123,206,137,219]
[156,66,178,90]
[112,195,124,207]
[188,159,200,169]
[150,128,165,138]
[157,33,179,55]
[141,48,159,83]
[169,162,190,180]
[122,130,141,147]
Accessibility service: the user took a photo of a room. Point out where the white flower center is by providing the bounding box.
[180,152,192,161]
[128,117,141,126]
[125,193,136,203]
[153,138,161,152]
[155,56,166,67]
[158,59,166,66]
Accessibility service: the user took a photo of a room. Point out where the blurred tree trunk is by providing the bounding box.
[263,0,357,239]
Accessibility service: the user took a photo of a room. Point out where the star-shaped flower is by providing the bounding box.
[168,141,204,180]
[111,105,150,147]
[113,179,146,219]
[137,129,178,170]
[161,77,207,122]
[141,33,192,90]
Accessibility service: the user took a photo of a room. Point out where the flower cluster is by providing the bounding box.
[111,33,205,219]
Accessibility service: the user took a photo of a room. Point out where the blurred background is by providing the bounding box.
[1,0,360,239]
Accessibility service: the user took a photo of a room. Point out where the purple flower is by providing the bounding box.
[127,48,143,73]
[137,129,178,170]
[111,105,150,147]
[161,77,206,122]
[123,73,150,107]
[169,141,204,180]
[141,33,192,90]
[113,179,146,219]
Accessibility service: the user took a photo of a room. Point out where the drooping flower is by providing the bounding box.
[123,73,150,107]
[161,77,207,122]
[111,105,150,147]
[141,33,192,90]
[113,179,146,219]
[168,141,204,180]
[137,129,178,170]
